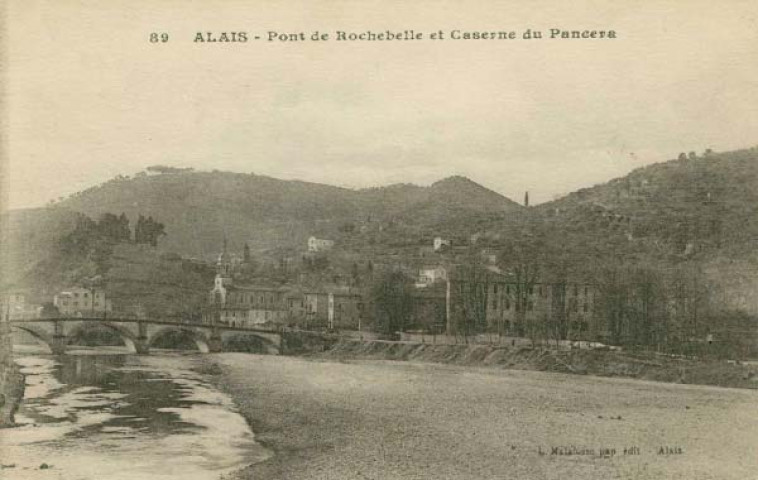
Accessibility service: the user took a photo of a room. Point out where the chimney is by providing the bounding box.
[524,191,529,207]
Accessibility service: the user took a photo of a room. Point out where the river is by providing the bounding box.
[0,348,271,480]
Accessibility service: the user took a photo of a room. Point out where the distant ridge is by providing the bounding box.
[528,146,758,262]
[2,171,522,261]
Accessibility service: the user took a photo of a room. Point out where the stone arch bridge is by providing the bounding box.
[9,317,283,355]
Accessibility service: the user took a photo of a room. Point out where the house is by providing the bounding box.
[0,292,38,320]
[53,288,112,317]
[210,284,296,328]
[303,287,365,330]
[416,266,448,288]
[483,278,595,339]
[480,249,498,265]
[308,236,335,253]
[433,237,451,252]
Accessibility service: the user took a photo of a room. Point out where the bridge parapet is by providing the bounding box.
[9,317,283,355]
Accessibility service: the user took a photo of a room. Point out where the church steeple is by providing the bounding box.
[216,236,232,277]
[243,242,251,263]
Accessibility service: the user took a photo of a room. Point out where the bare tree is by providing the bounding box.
[370,270,413,338]
[498,231,546,347]
[448,263,489,344]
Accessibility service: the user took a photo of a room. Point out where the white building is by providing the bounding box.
[308,236,335,253]
[53,288,112,316]
[433,237,451,252]
[416,266,448,288]
[1,292,38,320]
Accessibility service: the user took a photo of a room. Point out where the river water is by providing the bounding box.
[0,349,271,480]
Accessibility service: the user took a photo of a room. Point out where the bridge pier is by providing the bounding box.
[136,322,150,355]
[208,328,224,353]
[50,335,68,355]
[134,341,150,355]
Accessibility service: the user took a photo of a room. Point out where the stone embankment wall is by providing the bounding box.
[0,322,25,427]
[318,339,758,389]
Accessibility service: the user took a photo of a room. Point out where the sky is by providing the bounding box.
[4,0,758,209]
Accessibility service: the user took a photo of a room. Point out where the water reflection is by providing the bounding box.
[1,352,270,480]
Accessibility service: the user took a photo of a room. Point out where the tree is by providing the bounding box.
[595,263,668,351]
[627,267,666,350]
[145,165,194,174]
[370,270,413,337]
[134,215,166,246]
[448,263,489,343]
[497,226,548,345]
[96,213,131,243]
[595,266,630,346]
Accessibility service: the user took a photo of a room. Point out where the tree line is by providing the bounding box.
[367,236,757,358]
[61,212,166,255]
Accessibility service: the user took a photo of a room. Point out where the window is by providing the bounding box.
[492,297,498,310]
[583,303,589,313]
[527,301,534,311]
[74,293,79,298]
[506,285,510,295]
[493,284,499,294]
[84,293,89,298]
[505,298,510,310]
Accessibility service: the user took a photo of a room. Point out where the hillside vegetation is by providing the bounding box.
[534,147,758,263]
[3,146,758,328]
[31,172,522,258]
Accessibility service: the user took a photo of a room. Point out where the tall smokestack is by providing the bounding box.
[524,191,529,207]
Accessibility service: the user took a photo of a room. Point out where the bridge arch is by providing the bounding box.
[66,321,142,354]
[220,331,280,355]
[11,325,57,354]
[148,327,211,353]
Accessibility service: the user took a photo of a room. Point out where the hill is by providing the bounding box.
[0,172,521,303]
[12,171,521,259]
[4,147,758,317]
[533,147,758,262]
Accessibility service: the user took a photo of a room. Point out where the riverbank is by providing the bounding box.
[316,339,758,389]
[0,325,25,427]
[210,353,758,480]
[0,361,24,427]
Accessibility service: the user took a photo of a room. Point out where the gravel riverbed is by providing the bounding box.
[210,353,758,480]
